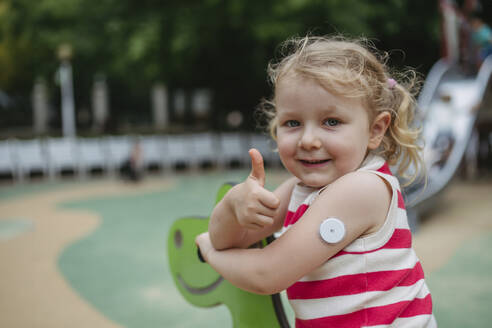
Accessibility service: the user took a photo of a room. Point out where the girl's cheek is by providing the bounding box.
[276,143,292,163]
[276,143,288,158]
[277,137,295,152]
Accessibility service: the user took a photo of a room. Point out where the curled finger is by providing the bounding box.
[258,189,281,210]
[254,214,274,227]
[245,222,264,230]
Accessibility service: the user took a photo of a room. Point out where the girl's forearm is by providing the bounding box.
[206,247,280,295]
[196,232,278,294]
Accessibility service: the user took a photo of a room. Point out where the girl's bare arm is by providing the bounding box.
[197,171,391,294]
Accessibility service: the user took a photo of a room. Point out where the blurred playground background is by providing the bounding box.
[1,0,492,327]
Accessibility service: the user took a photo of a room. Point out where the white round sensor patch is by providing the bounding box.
[319,218,346,244]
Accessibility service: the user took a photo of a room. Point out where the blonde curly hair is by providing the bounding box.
[258,35,424,185]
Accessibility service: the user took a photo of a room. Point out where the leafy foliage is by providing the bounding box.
[0,0,441,134]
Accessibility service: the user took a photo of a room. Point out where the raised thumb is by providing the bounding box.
[248,148,265,186]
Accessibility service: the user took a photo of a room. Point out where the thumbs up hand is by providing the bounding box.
[231,149,280,230]
[248,148,266,186]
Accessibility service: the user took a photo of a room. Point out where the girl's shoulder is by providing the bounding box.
[324,170,391,203]
[316,171,392,233]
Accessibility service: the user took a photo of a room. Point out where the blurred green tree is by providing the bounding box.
[0,0,441,135]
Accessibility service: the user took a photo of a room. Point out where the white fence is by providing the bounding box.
[0,133,281,182]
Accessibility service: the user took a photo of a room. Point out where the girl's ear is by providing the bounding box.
[368,111,391,150]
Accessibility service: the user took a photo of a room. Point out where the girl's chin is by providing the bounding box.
[297,175,335,188]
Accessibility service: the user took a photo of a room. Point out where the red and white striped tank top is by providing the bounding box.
[280,155,436,328]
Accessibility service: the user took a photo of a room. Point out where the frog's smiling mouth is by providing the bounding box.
[177,274,224,295]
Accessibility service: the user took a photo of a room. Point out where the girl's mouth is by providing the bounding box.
[299,159,330,167]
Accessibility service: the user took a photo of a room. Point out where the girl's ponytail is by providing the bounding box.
[380,75,424,186]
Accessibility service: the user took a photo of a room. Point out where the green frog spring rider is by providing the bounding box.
[168,183,290,328]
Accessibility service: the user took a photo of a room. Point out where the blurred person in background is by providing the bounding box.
[470,11,492,66]
[120,140,143,182]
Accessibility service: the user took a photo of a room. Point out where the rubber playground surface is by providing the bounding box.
[0,169,491,327]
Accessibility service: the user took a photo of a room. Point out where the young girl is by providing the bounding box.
[196,35,436,327]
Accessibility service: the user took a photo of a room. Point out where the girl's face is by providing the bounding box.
[275,76,379,188]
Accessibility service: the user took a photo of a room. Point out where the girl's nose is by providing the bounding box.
[299,127,322,150]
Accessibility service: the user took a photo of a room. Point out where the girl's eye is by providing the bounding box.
[324,118,339,127]
[285,120,300,127]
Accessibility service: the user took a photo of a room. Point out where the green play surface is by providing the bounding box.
[427,232,492,327]
[0,180,71,200]
[0,218,34,241]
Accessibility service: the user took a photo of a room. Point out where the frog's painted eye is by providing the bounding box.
[174,230,183,248]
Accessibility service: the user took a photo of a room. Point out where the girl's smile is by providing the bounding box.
[298,158,331,168]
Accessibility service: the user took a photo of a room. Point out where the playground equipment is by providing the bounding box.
[167,183,290,327]
[405,55,492,224]
[403,0,492,225]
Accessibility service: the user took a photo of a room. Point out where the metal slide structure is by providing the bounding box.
[405,55,492,226]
